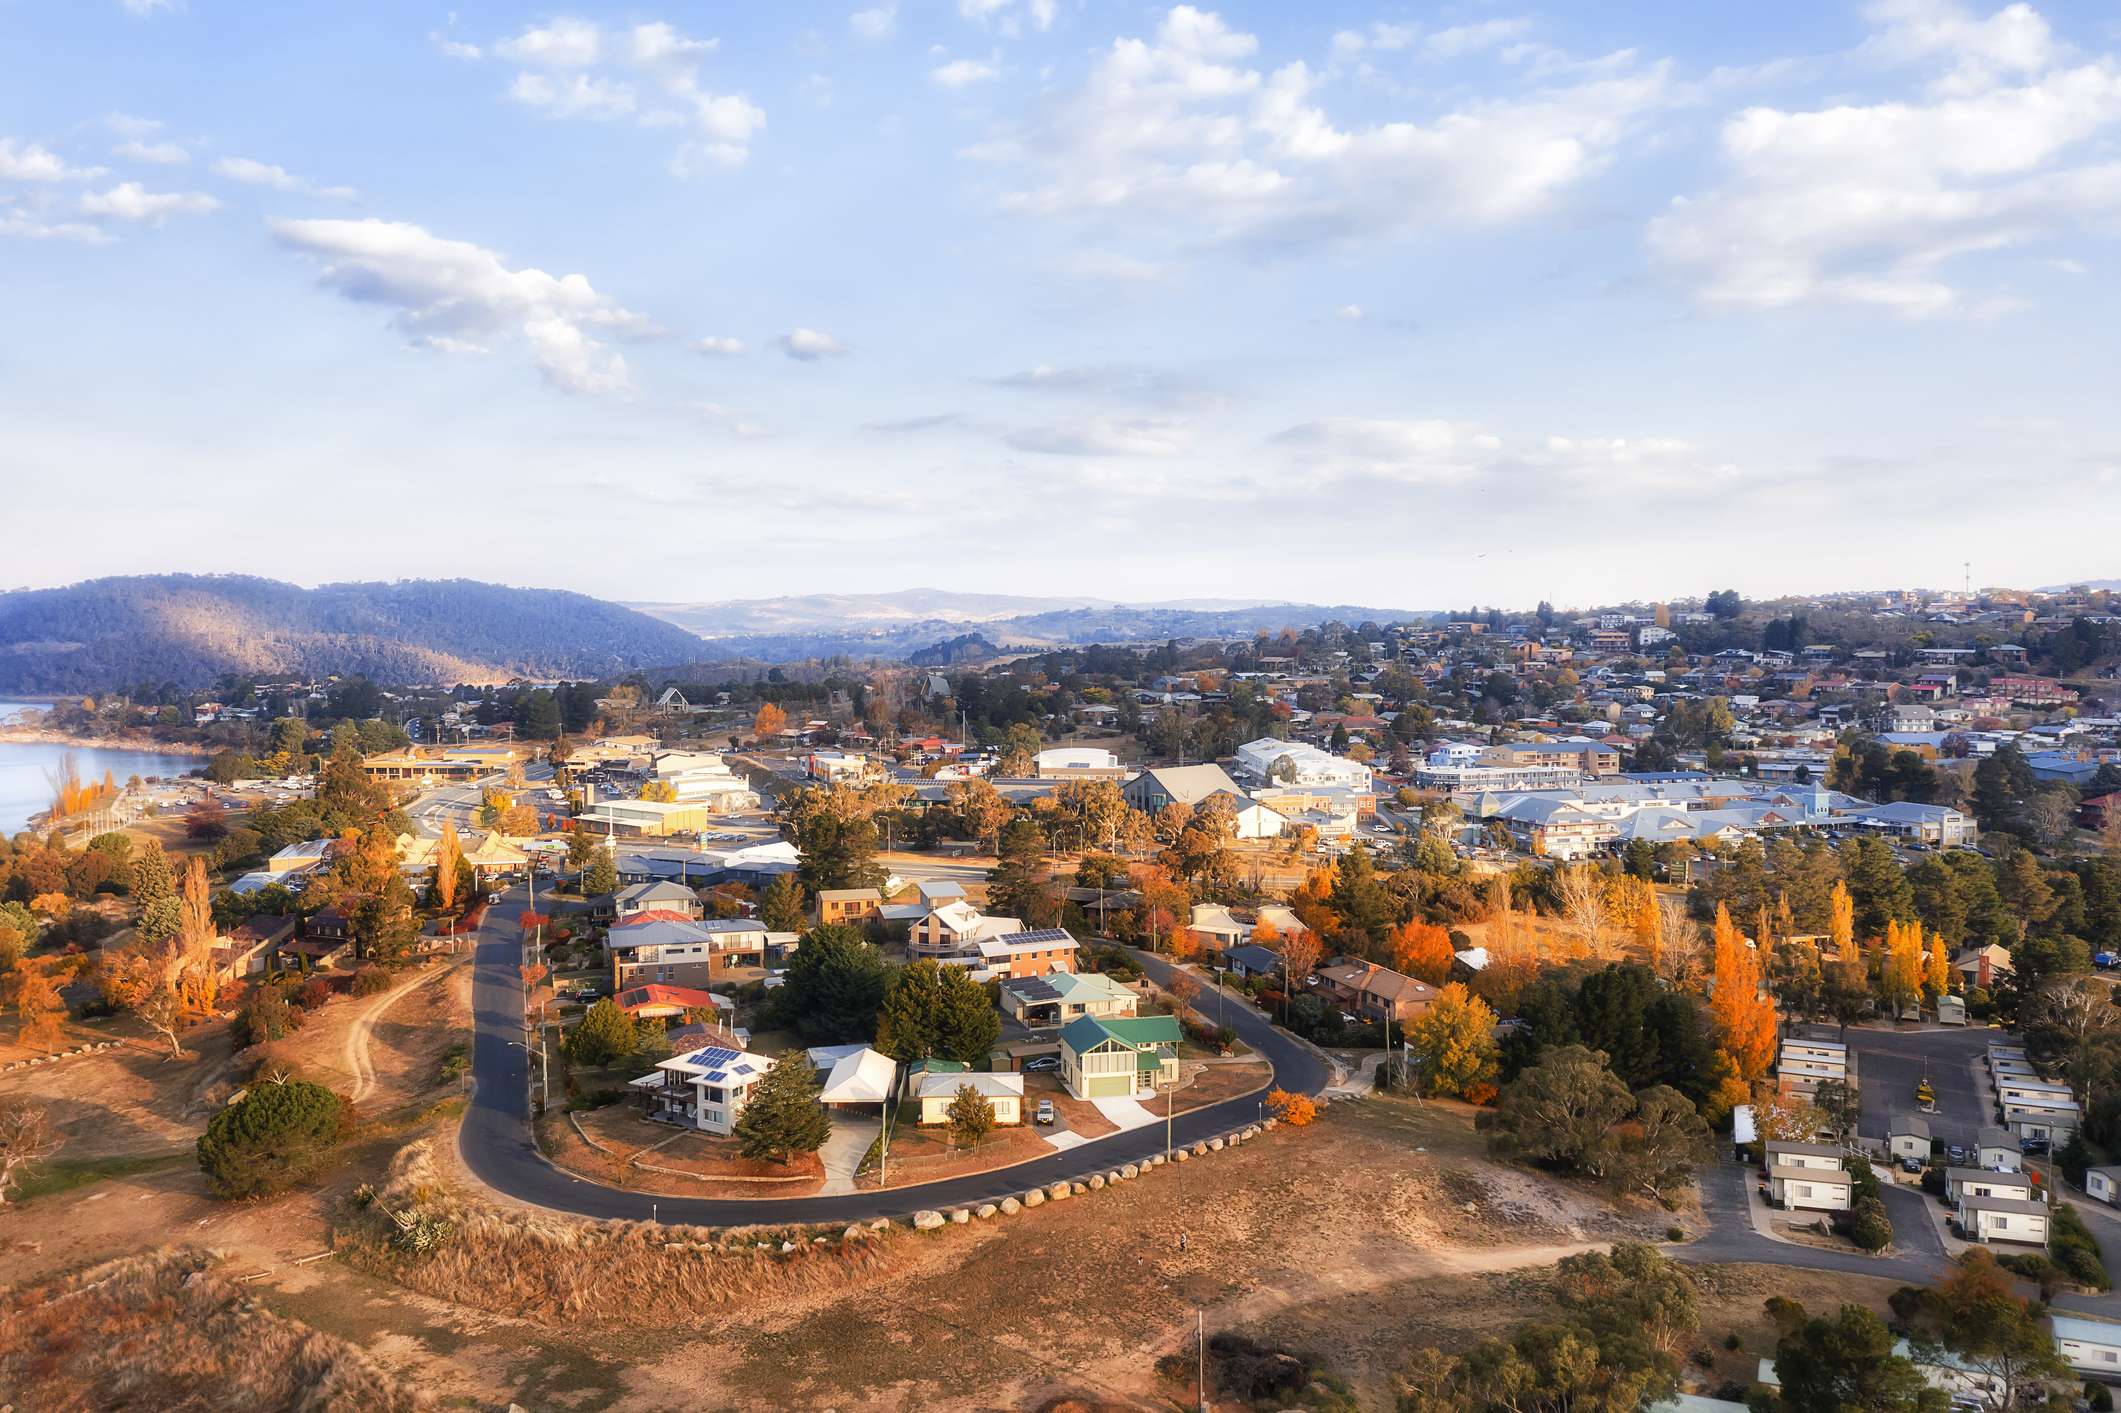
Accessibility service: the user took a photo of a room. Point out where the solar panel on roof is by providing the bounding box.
[1002,928,1074,944]
[1015,976,1061,1001]
[732,1063,755,1075]
[704,1070,726,1083]
[691,1046,739,1067]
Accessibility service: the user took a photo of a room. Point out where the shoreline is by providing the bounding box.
[0,726,214,758]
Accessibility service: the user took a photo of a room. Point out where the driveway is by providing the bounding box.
[1090,1096,1159,1131]
[817,1115,881,1196]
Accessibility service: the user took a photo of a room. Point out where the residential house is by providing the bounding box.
[2050,1314,2121,1380]
[917,1071,1024,1125]
[1886,1114,1931,1165]
[1764,1141,1852,1212]
[1032,747,1125,779]
[629,1043,774,1134]
[2003,1098,2083,1143]
[1000,969,1138,1027]
[462,831,530,879]
[817,887,883,927]
[606,915,769,989]
[213,914,294,980]
[2085,1167,2121,1206]
[1957,1192,2050,1246]
[1200,789,1288,839]
[1316,961,1438,1026]
[1058,1014,1182,1099]
[614,983,727,1021]
[1946,1167,2034,1207]
[975,928,1079,980]
[1955,944,2013,992]
[614,880,703,922]
[1223,943,1282,979]
[1979,1126,2023,1171]
[1231,738,1374,791]
[1775,1033,1850,1099]
[908,901,1023,961]
[1187,903,1250,953]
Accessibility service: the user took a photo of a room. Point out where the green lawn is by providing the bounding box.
[15,1150,192,1204]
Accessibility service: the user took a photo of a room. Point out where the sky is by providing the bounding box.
[2,0,2119,612]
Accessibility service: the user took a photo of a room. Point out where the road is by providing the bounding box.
[455,886,1330,1224]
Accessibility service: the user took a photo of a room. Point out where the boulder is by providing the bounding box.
[1088,1175,1105,1191]
[1121,1163,1139,1179]
[843,1225,865,1242]
[1242,1126,1259,1139]
[870,1218,891,1231]
[913,1210,946,1231]
[1172,1149,1189,1163]
[1071,1182,1088,1196]
[975,1204,997,1220]
[999,1197,1022,1215]
[1023,1189,1045,1207]
[1262,1117,1278,1131]
[1048,1182,1072,1201]
[949,1208,971,1224]
[1208,1137,1225,1152]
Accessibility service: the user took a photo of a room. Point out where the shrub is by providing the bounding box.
[1919,1165,1946,1197]
[1666,1225,1687,1243]
[196,1078,345,1199]
[1998,1252,2069,1300]
[1215,1024,1237,1052]
[2052,1205,2111,1290]
[1265,1089,1316,1126]
[2089,1380,2114,1412]
[295,976,334,1011]
[232,991,304,1049]
[351,968,394,997]
[1842,1196,1892,1252]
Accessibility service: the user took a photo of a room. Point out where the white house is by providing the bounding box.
[2052,1315,2121,1380]
[1958,1193,2050,1246]
[2003,1097,2083,1143]
[1886,1114,1931,1164]
[916,1071,1025,1126]
[1233,737,1374,791]
[1978,1126,2023,1172]
[1203,789,1288,839]
[1765,1141,1852,1212]
[2086,1168,2121,1206]
[630,1042,775,1135]
[908,901,1022,961]
[1946,1168,2034,1207]
[809,1045,897,1111]
[1033,747,1123,777]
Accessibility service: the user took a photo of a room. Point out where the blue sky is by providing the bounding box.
[2,0,2118,610]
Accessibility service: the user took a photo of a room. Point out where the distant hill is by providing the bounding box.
[0,575,714,693]
[634,591,1428,661]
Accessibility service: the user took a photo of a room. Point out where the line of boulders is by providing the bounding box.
[902,1117,1281,1232]
[1,1039,124,1072]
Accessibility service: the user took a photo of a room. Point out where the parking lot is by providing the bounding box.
[1846,1025,1995,1154]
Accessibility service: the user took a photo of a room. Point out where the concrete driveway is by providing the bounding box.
[1090,1096,1159,1131]
[818,1115,881,1196]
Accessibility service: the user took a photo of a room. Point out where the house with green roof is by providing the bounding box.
[1000,969,1139,1027]
[1058,1014,1182,1099]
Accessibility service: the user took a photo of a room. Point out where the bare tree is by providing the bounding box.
[2038,975,2120,1105]
[1553,865,1611,959]
[137,980,188,1059]
[0,1099,62,1205]
[1656,907,1705,990]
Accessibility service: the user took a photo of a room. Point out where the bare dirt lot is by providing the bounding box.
[545,1103,827,1198]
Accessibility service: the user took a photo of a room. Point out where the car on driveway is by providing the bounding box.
[1023,1055,1059,1073]
[1900,1156,1924,1174]
[1946,1143,1968,1164]
[1034,1099,1056,1125]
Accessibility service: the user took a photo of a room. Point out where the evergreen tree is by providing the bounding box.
[773,925,890,1044]
[583,844,619,897]
[195,1078,345,1200]
[987,816,1058,927]
[566,997,638,1067]
[944,1083,996,1149]
[130,839,181,946]
[760,873,807,932]
[733,1053,830,1164]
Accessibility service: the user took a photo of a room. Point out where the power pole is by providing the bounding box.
[1195,1309,1206,1413]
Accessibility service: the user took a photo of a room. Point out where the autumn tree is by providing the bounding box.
[5,961,66,1053]
[1880,918,1926,1016]
[1555,865,1611,958]
[1389,920,1456,985]
[174,856,220,1014]
[0,1099,62,1206]
[432,821,464,913]
[752,702,789,740]
[1275,925,1322,990]
[1709,903,1776,1081]
[1404,983,1499,1100]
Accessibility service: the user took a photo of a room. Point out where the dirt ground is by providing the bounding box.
[258,960,472,1112]
[2,1087,1730,1412]
[1139,1057,1271,1117]
[0,1024,240,1163]
[545,1104,827,1198]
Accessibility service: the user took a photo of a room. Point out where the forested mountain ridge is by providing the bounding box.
[0,576,712,692]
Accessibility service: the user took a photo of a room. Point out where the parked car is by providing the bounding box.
[1023,1055,1059,1073]
[1946,1143,1968,1164]
[1034,1099,1056,1126]
[486,891,501,905]
[1900,1156,1924,1174]
[2023,1136,2051,1154]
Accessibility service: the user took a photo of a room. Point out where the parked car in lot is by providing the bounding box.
[1900,1156,1925,1174]
[1946,1143,1968,1164]
[2023,1136,2051,1155]
[1023,1055,1059,1073]
[1035,1099,1056,1126]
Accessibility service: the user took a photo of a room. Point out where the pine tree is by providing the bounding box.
[760,873,807,933]
[733,1053,830,1163]
[583,844,619,897]
[944,1083,996,1149]
[131,839,181,947]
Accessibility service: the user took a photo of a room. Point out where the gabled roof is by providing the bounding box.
[1059,1013,1182,1055]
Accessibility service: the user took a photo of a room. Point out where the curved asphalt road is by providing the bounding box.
[457,886,1330,1224]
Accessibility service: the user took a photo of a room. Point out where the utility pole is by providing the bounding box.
[1195,1309,1206,1413]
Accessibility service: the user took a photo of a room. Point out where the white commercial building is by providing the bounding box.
[1233,737,1374,791]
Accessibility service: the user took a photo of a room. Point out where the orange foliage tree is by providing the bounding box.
[1265,1089,1316,1126]
[752,702,789,739]
[1709,902,1776,1080]
[1389,920,1456,984]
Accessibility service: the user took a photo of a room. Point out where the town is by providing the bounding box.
[4,581,2121,1409]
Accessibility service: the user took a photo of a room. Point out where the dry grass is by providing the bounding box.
[0,1246,425,1411]
[334,1140,907,1324]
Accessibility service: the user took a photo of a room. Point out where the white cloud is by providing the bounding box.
[1649,0,2121,316]
[1273,418,1737,491]
[1050,249,1168,281]
[120,0,181,14]
[0,137,104,183]
[959,0,1010,18]
[689,335,746,355]
[975,5,1670,252]
[114,139,189,166]
[1336,303,1364,320]
[482,17,764,170]
[0,206,112,244]
[1029,0,1057,32]
[1274,418,1501,483]
[850,4,897,41]
[270,217,657,396]
[931,58,1000,88]
[431,33,483,61]
[498,18,602,68]
[79,182,219,223]
[1006,415,1191,456]
[1424,20,1534,59]
[211,156,355,199]
[777,327,848,360]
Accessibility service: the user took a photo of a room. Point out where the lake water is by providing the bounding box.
[0,701,206,836]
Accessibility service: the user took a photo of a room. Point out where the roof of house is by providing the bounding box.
[2051,1314,2121,1346]
[1130,763,1243,805]
[1768,1163,1852,1185]
[648,1043,773,1084]
[1946,1166,2032,1188]
[1957,1193,2048,1216]
[977,928,1079,960]
[818,887,882,902]
[1765,1140,1845,1158]
[1189,903,1247,935]
[615,983,725,1013]
[814,1046,898,1105]
[1317,960,1437,1005]
[1002,969,1134,1005]
[616,881,697,905]
[1979,1126,2021,1149]
[1888,1114,1931,1139]
[1225,944,1282,973]
[917,1071,1024,1101]
[1059,1013,1183,1055]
